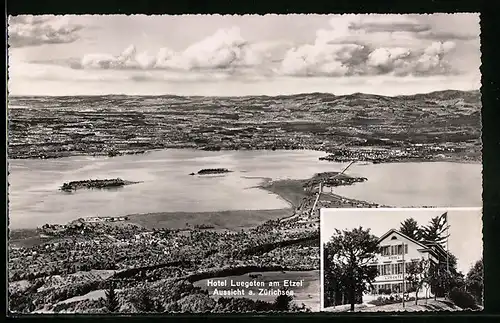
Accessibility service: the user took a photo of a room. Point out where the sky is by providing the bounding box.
[7,14,481,96]
[320,207,483,274]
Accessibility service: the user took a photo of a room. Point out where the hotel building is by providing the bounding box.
[363,229,447,301]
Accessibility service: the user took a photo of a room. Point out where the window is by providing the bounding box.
[380,264,388,275]
[392,263,403,275]
[405,244,408,254]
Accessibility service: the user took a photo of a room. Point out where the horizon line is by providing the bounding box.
[7,88,481,99]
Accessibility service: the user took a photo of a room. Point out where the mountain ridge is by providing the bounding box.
[7,89,480,100]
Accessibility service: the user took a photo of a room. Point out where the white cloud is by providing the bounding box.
[8,15,83,48]
[7,14,480,96]
[280,43,364,76]
[278,15,460,77]
[77,27,266,72]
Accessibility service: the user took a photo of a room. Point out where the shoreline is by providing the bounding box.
[9,158,475,232]
[7,147,481,164]
[8,171,345,233]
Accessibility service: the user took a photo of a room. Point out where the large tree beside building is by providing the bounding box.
[428,251,464,299]
[323,227,379,311]
[399,218,422,241]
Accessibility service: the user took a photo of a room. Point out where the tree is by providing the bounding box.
[399,218,422,241]
[324,227,379,311]
[466,258,483,305]
[428,263,449,300]
[449,287,478,310]
[430,251,465,298]
[153,299,165,313]
[421,214,449,246]
[132,288,166,313]
[406,258,431,305]
[323,257,348,307]
[273,289,294,311]
[178,293,216,313]
[104,281,119,313]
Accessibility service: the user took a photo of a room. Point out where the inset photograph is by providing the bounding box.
[320,207,482,312]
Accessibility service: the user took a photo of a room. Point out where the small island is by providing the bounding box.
[189,168,232,176]
[60,178,139,192]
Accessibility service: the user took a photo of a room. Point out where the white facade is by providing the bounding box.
[363,229,443,302]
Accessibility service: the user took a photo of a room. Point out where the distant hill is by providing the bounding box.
[7,89,481,160]
[8,89,480,101]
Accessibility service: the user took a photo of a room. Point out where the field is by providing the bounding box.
[124,209,293,231]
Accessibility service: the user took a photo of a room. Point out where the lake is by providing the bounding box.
[7,149,482,229]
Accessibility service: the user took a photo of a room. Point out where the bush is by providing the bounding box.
[449,287,478,310]
[369,295,415,306]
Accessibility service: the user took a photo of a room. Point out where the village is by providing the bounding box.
[8,91,481,162]
[8,210,321,312]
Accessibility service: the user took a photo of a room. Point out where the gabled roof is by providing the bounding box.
[377,229,447,260]
[377,228,429,250]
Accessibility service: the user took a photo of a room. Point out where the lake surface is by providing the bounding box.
[8,149,482,229]
[331,161,482,207]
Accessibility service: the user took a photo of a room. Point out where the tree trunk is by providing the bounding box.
[415,288,419,305]
[349,284,355,311]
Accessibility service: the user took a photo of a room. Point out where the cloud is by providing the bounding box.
[278,15,461,77]
[279,43,369,76]
[352,15,431,33]
[75,27,270,73]
[8,58,255,85]
[11,14,478,84]
[8,15,83,48]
